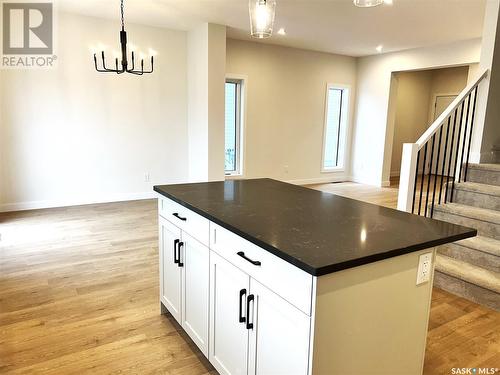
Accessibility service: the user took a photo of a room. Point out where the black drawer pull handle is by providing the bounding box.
[177,242,184,267]
[237,251,261,266]
[173,239,180,264]
[246,294,254,330]
[239,289,246,323]
[172,213,187,221]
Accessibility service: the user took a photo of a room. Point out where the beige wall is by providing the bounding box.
[352,39,481,187]
[390,70,433,176]
[390,66,470,176]
[225,39,357,184]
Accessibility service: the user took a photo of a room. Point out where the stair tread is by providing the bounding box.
[434,203,500,225]
[467,163,500,172]
[454,181,500,196]
[435,254,500,293]
[454,236,500,257]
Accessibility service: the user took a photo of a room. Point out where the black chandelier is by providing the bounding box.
[94,0,154,75]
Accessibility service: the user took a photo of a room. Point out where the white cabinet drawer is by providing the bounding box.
[158,196,209,246]
[210,223,313,316]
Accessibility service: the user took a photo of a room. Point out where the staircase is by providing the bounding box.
[397,69,500,311]
[432,163,500,311]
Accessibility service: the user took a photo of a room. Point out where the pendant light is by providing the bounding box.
[353,0,383,7]
[94,0,154,75]
[249,0,276,39]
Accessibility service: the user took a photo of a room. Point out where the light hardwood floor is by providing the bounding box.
[0,183,498,374]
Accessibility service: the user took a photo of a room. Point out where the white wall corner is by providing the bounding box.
[473,0,500,161]
[187,23,226,183]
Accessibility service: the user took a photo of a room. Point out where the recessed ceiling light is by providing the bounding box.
[277,28,286,35]
[376,45,383,53]
[384,0,393,4]
[353,0,383,7]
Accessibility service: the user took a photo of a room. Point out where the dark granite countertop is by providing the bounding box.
[154,179,476,276]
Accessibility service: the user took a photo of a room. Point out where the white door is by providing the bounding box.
[209,251,250,375]
[181,232,210,356]
[248,279,311,375]
[159,216,182,324]
[434,95,456,120]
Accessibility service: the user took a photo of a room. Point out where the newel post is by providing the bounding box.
[397,143,419,213]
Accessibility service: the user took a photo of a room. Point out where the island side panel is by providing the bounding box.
[310,248,436,375]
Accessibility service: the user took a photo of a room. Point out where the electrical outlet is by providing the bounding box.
[416,252,433,285]
[284,165,289,174]
[144,173,150,182]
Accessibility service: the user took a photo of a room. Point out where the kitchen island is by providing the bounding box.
[153,178,476,375]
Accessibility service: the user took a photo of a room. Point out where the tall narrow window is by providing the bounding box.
[225,79,243,176]
[322,85,349,171]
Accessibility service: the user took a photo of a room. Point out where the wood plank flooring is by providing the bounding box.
[1,183,498,374]
[0,200,214,375]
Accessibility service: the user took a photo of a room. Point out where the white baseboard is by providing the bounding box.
[285,175,349,185]
[381,180,391,187]
[0,191,156,213]
[349,175,384,187]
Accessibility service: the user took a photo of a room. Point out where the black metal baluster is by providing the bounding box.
[464,87,478,182]
[418,143,428,216]
[450,102,466,203]
[411,149,421,214]
[424,135,436,217]
[458,94,472,182]
[430,127,443,218]
[445,108,458,203]
[438,117,451,204]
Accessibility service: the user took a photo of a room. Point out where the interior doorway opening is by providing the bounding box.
[387,65,477,185]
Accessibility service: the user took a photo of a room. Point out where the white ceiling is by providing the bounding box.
[59,0,486,57]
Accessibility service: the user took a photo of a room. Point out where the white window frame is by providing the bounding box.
[225,74,247,178]
[321,83,350,173]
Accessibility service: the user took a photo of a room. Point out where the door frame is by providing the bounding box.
[429,93,459,123]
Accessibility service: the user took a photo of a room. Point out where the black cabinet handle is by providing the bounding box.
[173,239,180,264]
[246,294,254,330]
[172,213,187,221]
[237,251,261,266]
[177,242,184,267]
[239,289,247,323]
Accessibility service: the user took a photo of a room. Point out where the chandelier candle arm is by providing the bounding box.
[93,0,154,75]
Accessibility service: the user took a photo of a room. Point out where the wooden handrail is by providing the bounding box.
[416,69,488,149]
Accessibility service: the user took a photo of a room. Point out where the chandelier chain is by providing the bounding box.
[120,0,124,29]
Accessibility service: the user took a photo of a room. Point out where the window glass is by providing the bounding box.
[323,88,344,169]
[225,82,238,173]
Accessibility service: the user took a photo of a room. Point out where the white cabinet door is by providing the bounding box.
[209,252,250,375]
[181,232,210,356]
[159,217,182,324]
[248,279,311,375]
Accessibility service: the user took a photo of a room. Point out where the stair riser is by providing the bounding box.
[434,271,500,311]
[438,244,500,273]
[467,168,500,187]
[452,189,500,211]
[433,210,500,240]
